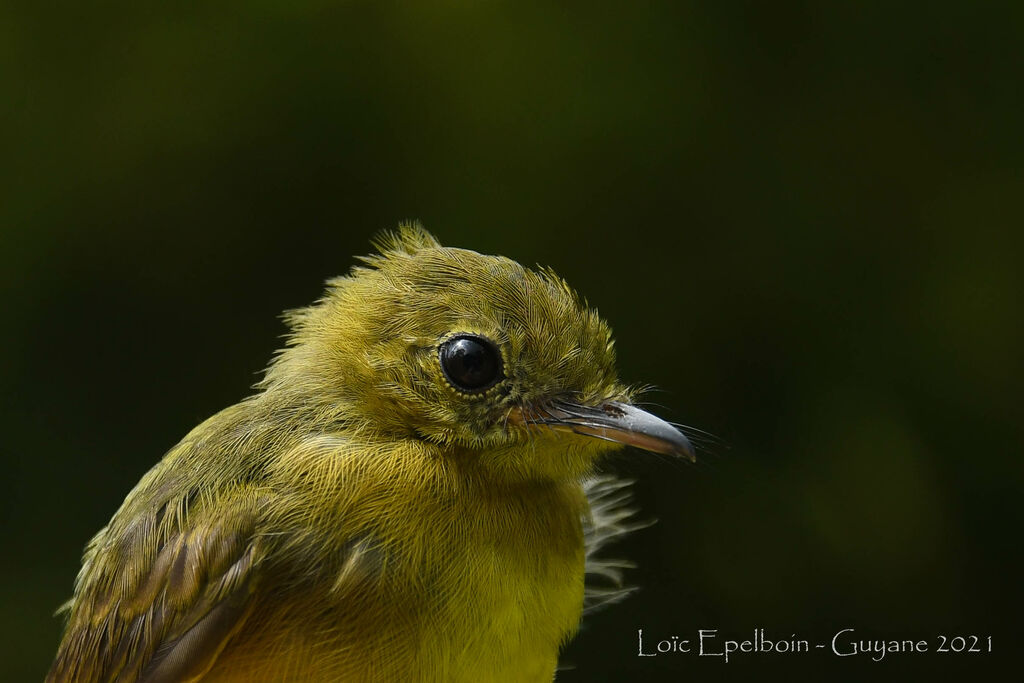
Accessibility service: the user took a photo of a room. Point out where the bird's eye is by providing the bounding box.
[439,335,503,392]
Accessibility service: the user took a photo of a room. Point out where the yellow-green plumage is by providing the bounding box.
[48,225,691,682]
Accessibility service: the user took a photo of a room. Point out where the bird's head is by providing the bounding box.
[263,224,692,482]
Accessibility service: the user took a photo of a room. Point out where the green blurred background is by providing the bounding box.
[3,1,1021,680]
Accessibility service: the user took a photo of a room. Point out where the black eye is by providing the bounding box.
[439,335,503,392]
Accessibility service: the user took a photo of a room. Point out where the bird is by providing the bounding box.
[47,224,694,682]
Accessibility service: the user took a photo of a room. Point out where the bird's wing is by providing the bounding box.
[47,490,266,683]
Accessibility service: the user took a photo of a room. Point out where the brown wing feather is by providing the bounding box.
[47,492,265,683]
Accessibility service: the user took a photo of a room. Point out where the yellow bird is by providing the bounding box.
[48,225,693,682]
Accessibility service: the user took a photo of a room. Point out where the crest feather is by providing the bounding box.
[370,221,442,256]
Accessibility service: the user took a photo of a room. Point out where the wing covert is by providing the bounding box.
[47,492,265,683]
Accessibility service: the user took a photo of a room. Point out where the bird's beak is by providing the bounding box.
[511,400,695,462]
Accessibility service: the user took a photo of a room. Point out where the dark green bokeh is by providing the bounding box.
[3,2,1021,680]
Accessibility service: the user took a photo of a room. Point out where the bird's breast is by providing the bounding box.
[210,460,588,682]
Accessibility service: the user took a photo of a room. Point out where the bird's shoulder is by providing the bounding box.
[47,405,282,683]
